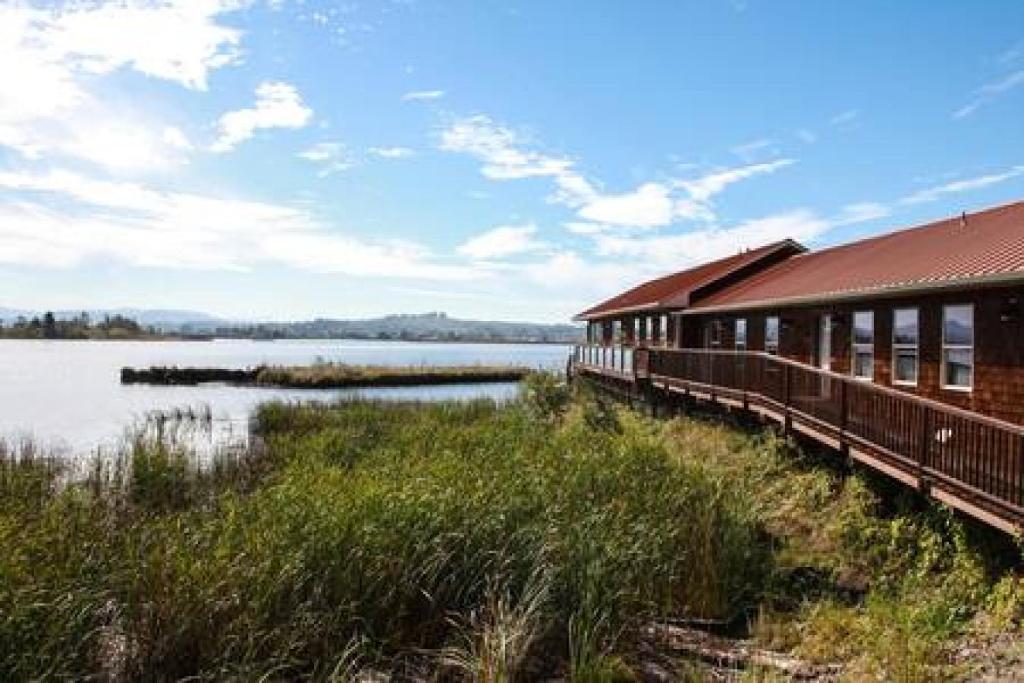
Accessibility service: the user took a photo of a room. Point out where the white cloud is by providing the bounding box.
[297,141,352,176]
[796,129,817,144]
[564,222,609,236]
[953,70,1024,119]
[0,168,477,281]
[829,109,860,127]
[997,41,1023,66]
[730,138,776,161]
[578,182,691,228]
[212,81,313,152]
[830,202,890,226]
[457,224,544,260]
[440,115,578,181]
[369,146,415,159]
[574,161,795,229]
[675,159,795,204]
[440,114,794,230]
[899,165,1024,205]
[0,1,243,169]
[440,114,601,210]
[591,210,828,271]
[402,89,445,101]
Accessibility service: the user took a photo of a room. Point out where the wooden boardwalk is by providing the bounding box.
[572,345,1024,535]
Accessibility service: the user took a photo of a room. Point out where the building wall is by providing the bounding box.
[685,284,1024,425]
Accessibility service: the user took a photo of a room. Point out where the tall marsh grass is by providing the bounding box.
[0,377,769,679]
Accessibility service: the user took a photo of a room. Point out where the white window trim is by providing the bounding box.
[765,316,780,355]
[735,318,747,351]
[941,304,974,393]
[851,310,874,381]
[892,307,919,387]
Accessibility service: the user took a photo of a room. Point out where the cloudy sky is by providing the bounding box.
[1,1,1023,322]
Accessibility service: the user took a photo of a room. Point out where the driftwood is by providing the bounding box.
[643,623,843,681]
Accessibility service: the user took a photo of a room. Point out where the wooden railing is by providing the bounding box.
[572,345,1024,531]
[573,343,636,376]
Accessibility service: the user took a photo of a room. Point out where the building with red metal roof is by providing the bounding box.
[688,201,1024,314]
[575,199,1024,424]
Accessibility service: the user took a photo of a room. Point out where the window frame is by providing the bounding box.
[941,303,974,392]
[851,310,875,381]
[735,318,747,351]
[765,315,780,355]
[891,307,919,387]
[708,319,723,348]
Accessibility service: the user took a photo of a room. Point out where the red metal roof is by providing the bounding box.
[574,239,804,320]
[689,201,1024,313]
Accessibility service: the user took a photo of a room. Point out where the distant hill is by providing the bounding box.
[208,312,583,343]
[0,309,582,344]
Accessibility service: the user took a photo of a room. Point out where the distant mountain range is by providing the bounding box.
[0,309,583,344]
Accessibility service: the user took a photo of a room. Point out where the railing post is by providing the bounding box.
[838,378,850,461]
[783,363,792,433]
[919,406,931,489]
[840,378,848,433]
[742,352,749,410]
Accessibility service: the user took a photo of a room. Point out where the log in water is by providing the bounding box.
[120,364,532,388]
[120,367,260,385]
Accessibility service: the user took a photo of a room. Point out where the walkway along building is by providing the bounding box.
[571,200,1024,534]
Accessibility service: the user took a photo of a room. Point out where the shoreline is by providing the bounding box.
[1,337,578,345]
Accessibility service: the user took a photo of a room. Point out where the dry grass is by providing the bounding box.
[255,362,532,388]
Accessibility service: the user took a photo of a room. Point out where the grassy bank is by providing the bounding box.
[121,363,532,387]
[2,376,1022,680]
[0,376,766,679]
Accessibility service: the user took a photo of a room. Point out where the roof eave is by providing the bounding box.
[573,302,671,322]
[684,270,1024,315]
[574,238,808,322]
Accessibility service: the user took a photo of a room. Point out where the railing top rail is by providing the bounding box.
[648,347,1024,437]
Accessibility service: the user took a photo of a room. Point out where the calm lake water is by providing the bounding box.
[0,339,572,456]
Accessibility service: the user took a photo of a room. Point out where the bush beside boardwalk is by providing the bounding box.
[1,374,1023,680]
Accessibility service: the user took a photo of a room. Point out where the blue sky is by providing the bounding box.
[1,1,1022,322]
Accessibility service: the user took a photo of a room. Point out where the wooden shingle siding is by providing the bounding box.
[687,285,1024,425]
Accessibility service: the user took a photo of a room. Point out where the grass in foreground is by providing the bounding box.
[1,375,1022,681]
[0,376,766,680]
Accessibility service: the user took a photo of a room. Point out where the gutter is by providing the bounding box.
[683,270,1024,315]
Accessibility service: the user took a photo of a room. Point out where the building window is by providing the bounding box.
[659,314,668,345]
[765,316,780,355]
[612,320,622,344]
[632,317,640,343]
[892,308,919,386]
[709,320,722,347]
[852,311,874,380]
[735,318,747,350]
[942,304,973,391]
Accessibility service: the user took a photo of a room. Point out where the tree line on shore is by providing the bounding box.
[0,312,160,340]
